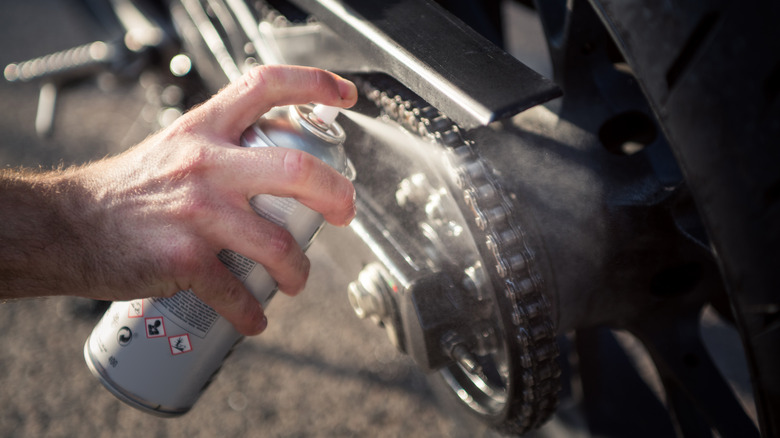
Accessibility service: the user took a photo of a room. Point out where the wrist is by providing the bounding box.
[0,166,102,299]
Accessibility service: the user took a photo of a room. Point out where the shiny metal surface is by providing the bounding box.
[288,0,561,129]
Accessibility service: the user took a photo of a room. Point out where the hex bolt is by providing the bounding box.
[347,263,393,322]
[441,331,483,376]
[347,264,406,351]
[451,344,482,375]
[347,280,385,321]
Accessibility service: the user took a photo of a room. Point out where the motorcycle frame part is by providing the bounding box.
[529,0,773,435]
[583,2,780,435]
[272,0,563,129]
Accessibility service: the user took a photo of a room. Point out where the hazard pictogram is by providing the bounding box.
[145,317,166,338]
[128,300,144,318]
[117,327,133,346]
[169,334,193,355]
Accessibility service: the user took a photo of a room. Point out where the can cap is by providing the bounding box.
[312,104,340,127]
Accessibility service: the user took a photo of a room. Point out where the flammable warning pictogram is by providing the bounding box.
[128,300,144,318]
[168,334,193,355]
[145,317,166,338]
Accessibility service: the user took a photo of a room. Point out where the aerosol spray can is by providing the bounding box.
[84,104,352,416]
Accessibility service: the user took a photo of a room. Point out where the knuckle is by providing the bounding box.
[281,149,314,185]
[281,257,309,296]
[311,68,326,89]
[264,226,297,260]
[218,280,246,307]
[162,146,219,222]
[178,193,211,222]
[155,243,204,295]
[177,143,211,176]
[240,65,272,95]
[169,114,199,136]
[165,180,212,223]
[164,105,209,138]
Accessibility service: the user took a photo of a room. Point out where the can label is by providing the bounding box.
[84,296,238,416]
[152,291,220,337]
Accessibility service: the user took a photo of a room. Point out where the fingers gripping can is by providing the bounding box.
[84,104,352,416]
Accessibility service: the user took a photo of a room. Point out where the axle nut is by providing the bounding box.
[347,263,393,322]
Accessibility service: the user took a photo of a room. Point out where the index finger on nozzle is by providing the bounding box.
[195,65,358,141]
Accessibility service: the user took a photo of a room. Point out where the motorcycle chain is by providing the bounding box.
[354,74,560,434]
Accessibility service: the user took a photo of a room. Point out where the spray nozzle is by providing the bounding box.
[312,104,340,127]
[293,104,346,144]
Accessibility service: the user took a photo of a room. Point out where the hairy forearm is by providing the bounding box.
[0,166,104,299]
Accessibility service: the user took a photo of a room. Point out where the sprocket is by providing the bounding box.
[352,74,561,434]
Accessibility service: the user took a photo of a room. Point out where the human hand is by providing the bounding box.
[0,65,358,335]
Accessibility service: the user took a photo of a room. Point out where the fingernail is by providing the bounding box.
[338,78,358,102]
[344,204,357,226]
[340,187,356,226]
[342,187,357,226]
[254,315,268,335]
